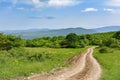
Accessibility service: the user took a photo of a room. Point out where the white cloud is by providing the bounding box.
[48,0,80,7]
[32,0,45,8]
[82,8,98,12]
[104,8,114,12]
[31,0,81,8]
[0,0,81,9]
[106,0,120,7]
[32,0,81,8]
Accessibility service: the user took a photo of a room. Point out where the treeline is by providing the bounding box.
[0,33,26,50]
[22,31,120,48]
[0,31,120,50]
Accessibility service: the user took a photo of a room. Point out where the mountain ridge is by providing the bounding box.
[93,26,120,32]
[0,26,120,39]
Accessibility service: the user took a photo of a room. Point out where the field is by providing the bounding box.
[0,47,87,80]
[0,46,120,80]
[94,48,120,80]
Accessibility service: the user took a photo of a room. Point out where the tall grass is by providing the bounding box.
[0,47,86,80]
[94,48,120,80]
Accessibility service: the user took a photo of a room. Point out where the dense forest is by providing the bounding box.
[0,31,120,50]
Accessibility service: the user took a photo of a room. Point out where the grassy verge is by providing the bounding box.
[0,47,87,80]
[94,48,120,80]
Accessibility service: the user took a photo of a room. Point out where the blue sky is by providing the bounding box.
[0,0,120,30]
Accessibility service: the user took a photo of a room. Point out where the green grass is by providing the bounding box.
[0,47,87,80]
[94,48,120,80]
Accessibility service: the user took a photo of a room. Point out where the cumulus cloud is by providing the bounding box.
[32,0,81,8]
[106,0,120,7]
[48,0,80,7]
[32,0,45,8]
[0,0,81,9]
[81,8,98,12]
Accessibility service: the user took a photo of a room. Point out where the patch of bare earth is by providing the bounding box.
[67,48,101,80]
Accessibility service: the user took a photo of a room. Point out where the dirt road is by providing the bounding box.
[26,48,101,80]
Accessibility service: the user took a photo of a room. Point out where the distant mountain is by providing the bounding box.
[0,26,120,39]
[8,28,95,39]
[93,26,120,32]
[0,28,49,34]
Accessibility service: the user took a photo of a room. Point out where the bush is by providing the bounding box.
[99,47,113,53]
[8,47,26,58]
[27,52,51,62]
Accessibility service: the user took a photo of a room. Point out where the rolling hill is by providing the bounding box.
[10,28,95,39]
[0,26,120,39]
[93,26,120,32]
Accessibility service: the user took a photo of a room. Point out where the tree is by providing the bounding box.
[105,38,120,48]
[66,33,79,48]
[113,31,120,40]
[0,33,12,50]
[7,35,25,47]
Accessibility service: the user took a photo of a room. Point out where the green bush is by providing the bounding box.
[99,47,113,53]
[27,52,51,62]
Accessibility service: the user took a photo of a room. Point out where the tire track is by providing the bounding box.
[24,48,101,80]
[67,48,101,80]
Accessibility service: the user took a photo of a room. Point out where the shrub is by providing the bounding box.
[99,47,113,53]
[27,52,51,62]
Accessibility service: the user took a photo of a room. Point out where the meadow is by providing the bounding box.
[94,48,120,80]
[0,31,120,80]
[0,47,86,80]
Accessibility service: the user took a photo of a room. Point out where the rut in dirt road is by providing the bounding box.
[67,48,102,80]
[27,48,102,80]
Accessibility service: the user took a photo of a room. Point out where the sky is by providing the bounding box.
[0,0,120,30]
